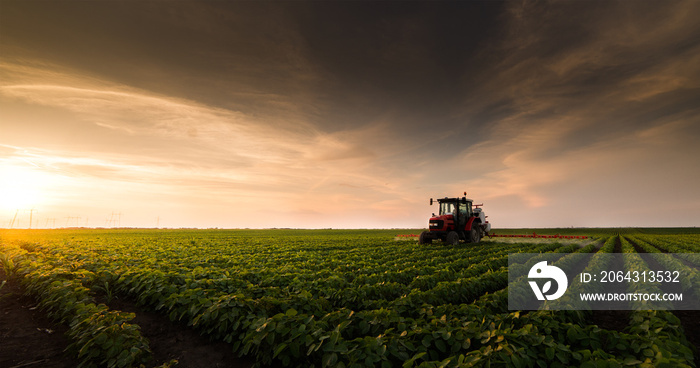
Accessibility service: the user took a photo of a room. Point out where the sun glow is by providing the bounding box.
[0,164,48,212]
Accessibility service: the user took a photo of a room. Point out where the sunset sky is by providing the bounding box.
[1,1,699,229]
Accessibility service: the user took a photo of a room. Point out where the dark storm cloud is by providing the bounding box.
[455,0,700,148]
[3,1,698,126]
[291,2,505,124]
[2,1,507,134]
[1,1,315,122]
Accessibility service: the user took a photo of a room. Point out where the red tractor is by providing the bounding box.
[419,193,491,245]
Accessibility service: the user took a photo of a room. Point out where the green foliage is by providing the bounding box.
[0,228,697,368]
[68,303,150,368]
[0,237,151,368]
[1,250,18,277]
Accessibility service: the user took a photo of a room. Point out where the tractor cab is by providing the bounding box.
[431,197,472,230]
[436,198,472,224]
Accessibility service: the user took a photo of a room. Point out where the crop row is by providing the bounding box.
[629,234,700,267]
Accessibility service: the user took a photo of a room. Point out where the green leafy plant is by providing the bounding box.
[68,304,150,368]
[1,252,16,277]
[94,281,116,303]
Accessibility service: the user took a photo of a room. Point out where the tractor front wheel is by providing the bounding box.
[419,231,432,245]
[445,231,460,246]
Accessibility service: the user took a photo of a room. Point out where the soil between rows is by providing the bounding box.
[103,296,254,368]
[0,267,77,368]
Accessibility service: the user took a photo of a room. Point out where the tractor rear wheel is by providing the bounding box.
[419,231,432,245]
[469,225,481,243]
[445,231,459,246]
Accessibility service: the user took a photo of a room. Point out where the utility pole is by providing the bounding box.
[65,216,81,227]
[10,210,19,229]
[28,208,36,229]
[44,217,57,228]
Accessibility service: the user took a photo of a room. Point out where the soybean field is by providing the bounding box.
[0,228,698,368]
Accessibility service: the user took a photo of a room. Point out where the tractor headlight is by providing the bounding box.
[429,220,443,229]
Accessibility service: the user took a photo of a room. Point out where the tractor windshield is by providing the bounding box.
[439,202,456,216]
